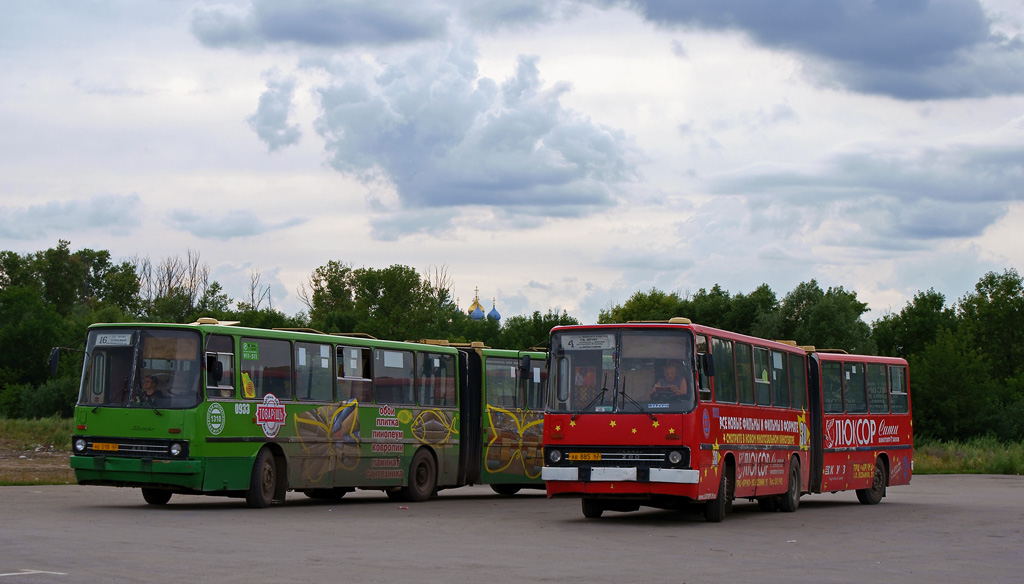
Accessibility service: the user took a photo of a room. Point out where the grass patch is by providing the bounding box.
[0,416,74,486]
[915,437,1024,474]
[0,415,73,451]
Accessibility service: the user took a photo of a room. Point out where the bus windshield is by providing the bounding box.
[78,328,202,409]
[548,328,695,414]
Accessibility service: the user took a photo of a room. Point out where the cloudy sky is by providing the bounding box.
[3,0,1023,324]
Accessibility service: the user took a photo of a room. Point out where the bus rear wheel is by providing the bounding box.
[141,488,172,505]
[305,488,348,501]
[780,458,800,513]
[246,448,280,508]
[856,458,886,505]
[401,449,436,503]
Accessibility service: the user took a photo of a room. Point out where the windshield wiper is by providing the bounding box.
[571,373,610,421]
[616,380,657,421]
[139,392,163,416]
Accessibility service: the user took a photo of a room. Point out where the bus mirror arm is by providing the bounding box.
[49,346,85,377]
[519,354,531,378]
[701,353,715,377]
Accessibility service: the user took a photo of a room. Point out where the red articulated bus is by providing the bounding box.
[541,318,912,521]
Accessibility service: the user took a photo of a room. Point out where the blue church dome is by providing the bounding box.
[466,287,500,322]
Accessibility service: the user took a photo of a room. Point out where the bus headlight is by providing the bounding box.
[74,438,87,453]
[169,443,183,457]
[548,449,562,464]
[668,450,683,465]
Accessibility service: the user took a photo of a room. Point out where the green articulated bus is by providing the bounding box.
[65,319,547,507]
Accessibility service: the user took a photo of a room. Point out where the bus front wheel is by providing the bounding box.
[401,449,436,503]
[581,498,604,518]
[705,467,732,523]
[141,488,172,505]
[856,458,886,505]
[491,484,521,496]
[246,448,280,508]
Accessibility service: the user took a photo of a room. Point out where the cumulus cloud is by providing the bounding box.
[708,143,1024,247]
[248,73,302,151]
[314,43,639,236]
[609,0,1024,99]
[0,195,141,240]
[190,0,448,49]
[168,209,306,240]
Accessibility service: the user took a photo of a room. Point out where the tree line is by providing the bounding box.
[598,272,1024,441]
[2,241,1022,442]
[0,241,575,418]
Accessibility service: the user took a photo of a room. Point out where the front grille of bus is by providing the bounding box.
[75,436,189,460]
[547,446,690,469]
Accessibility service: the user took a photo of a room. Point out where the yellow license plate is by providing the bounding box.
[568,452,601,461]
[92,442,118,452]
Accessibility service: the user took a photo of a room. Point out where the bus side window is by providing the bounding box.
[486,358,518,408]
[867,363,889,413]
[771,350,790,408]
[522,360,546,410]
[418,352,455,407]
[735,343,754,405]
[844,362,867,413]
[337,346,371,402]
[240,337,293,400]
[789,353,807,410]
[206,334,235,399]
[295,342,333,402]
[711,338,736,403]
[890,365,909,414]
[374,349,414,405]
[753,347,771,406]
[695,335,712,401]
[822,361,844,413]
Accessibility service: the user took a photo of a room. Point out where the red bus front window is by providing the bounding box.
[549,328,695,414]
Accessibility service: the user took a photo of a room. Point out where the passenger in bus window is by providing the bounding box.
[650,360,689,400]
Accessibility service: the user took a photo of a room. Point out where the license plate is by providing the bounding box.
[92,442,118,452]
[568,452,601,461]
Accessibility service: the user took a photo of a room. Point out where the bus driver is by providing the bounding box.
[650,360,689,401]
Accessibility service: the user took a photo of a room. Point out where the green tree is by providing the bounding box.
[726,283,778,335]
[598,288,687,323]
[0,286,62,387]
[687,285,733,329]
[871,289,956,359]
[494,309,579,350]
[301,260,356,331]
[755,280,873,352]
[910,328,1003,440]
[957,269,1024,381]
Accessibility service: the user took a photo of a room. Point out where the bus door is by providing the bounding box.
[818,358,849,492]
[807,354,825,493]
[456,349,482,485]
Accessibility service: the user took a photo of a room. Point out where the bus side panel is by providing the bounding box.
[202,457,253,492]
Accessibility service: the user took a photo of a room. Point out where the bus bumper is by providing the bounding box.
[71,455,204,490]
[543,466,700,498]
[543,466,699,484]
